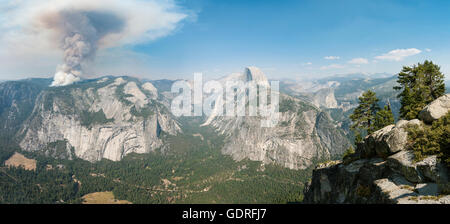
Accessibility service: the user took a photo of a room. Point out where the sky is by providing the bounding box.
[1,0,450,81]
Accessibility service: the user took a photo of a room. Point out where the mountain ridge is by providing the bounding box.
[0,68,352,170]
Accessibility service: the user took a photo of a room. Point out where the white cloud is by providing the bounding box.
[302,62,312,66]
[320,64,345,70]
[348,58,369,65]
[1,0,188,47]
[425,48,432,52]
[374,48,422,61]
[324,56,340,60]
[0,0,189,79]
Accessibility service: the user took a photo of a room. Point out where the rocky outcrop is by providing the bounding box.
[386,150,425,183]
[357,119,421,158]
[304,96,450,204]
[419,93,450,123]
[304,152,449,204]
[18,77,181,162]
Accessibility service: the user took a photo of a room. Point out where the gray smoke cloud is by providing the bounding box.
[0,0,187,86]
[40,10,125,86]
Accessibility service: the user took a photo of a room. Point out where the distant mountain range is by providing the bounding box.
[2,70,448,170]
[0,67,351,170]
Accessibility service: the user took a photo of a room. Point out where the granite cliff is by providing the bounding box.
[17,77,181,161]
[203,67,352,170]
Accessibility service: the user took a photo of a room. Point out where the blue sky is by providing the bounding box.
[130,0,450,80]
[1,0,450,80]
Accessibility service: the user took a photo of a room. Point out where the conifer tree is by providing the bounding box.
[373,104,395,132]
[350,90,380,142]
[394,60,446,120]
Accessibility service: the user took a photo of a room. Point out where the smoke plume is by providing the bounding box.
[40,9,125,86]
[0,0,187,86]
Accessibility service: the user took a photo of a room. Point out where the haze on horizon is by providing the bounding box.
[0,0,450,81]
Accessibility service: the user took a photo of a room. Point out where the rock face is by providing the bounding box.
[304,96,450,204]
[310,88,338,109]
[419,93,450,123]
[304,152,449,204]
[203,67,352,170]
[357,119,421,158]
[387,150,425,183]
[18,77,181,162]
[0,79,50,138]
